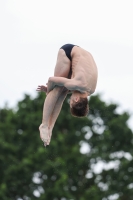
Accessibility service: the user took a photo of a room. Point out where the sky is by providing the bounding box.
[0,0,133,130]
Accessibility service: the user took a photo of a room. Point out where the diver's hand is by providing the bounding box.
[36,85,47,93]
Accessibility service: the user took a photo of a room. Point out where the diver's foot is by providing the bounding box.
[39,124,50,146]
[46,130,52,146]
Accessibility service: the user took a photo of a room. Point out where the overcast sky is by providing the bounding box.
[0,0,133,130]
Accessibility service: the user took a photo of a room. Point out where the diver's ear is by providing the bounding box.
[75,96,80,102]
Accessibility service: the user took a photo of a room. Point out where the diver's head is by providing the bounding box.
[69,92,89,117]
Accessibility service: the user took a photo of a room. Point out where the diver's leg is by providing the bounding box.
[47,88,68,144]
[39,86,65,145]
[39,49,71,146]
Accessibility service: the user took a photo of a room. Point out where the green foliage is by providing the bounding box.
[0,93,133,200]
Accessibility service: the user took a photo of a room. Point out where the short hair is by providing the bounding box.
[70,97,89,117]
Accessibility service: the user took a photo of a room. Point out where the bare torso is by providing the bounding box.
[71,46,98,94]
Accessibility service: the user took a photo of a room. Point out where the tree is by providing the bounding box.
[0,92,133,200]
